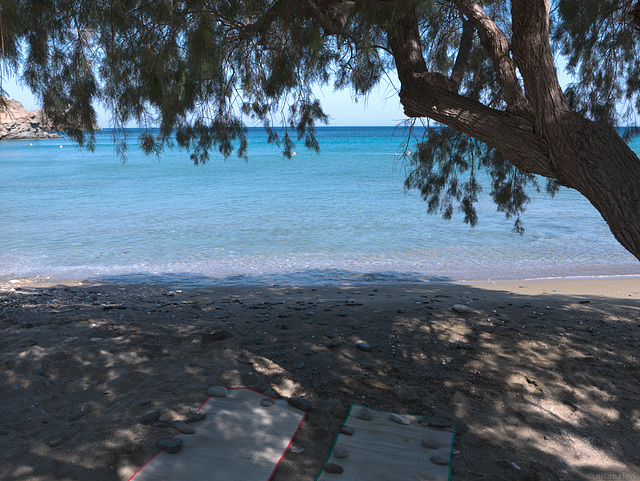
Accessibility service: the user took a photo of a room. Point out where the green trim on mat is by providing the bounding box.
[314,404,456,481]
[313,404,356,481]
[448,424,456,481]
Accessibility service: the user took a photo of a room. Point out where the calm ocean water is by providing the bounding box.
[1,127,639,286]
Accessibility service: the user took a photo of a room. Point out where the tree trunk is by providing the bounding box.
[544,114,640,261]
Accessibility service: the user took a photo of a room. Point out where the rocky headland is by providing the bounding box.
[0,97,62,140]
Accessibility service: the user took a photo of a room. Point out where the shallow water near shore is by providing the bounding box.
[2,127,640,286]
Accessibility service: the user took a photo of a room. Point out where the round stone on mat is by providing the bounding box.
[421,439,440,449]
[261,398,275,407]
[172,421,195,434]
[207,386,228,397]
[355,408,373,421]
[430,455,450,465]
[339,426,355,435]
[428,417,450,428]
[333,447,349,459]
[323,463,344,474]
[157,438,183,454]
[389,413,411,425]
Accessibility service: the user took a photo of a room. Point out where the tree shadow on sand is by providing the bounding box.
[0,272,639,481]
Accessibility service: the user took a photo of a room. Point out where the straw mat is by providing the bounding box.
[316,405,454,481]
[130,388,306,481]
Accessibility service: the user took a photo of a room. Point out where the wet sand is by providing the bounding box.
[1,276,639,481]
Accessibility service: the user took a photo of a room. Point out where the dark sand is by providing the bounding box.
[1,277,639,480]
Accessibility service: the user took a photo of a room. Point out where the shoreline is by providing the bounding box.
[3,271,640,291]
[1,276,639,480]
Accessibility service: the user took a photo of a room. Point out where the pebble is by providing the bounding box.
[422,439,440,449]
[296,363,305,369]
[32,363,45,376]
[157,438,183,454]
[185,412,206,423]
[323,463,344,474]
[451,304,471,313]
[207,386,228,397]
[158,413,171,423]
[333,446,349,459]
[355,409,373,421]
[339,426,355,435]
[328,340,344,348]
[428,417,451,428]
[141,410,161,425]
[389,413,411,425]
[430,455,450,465]
[356,342,372,352]
[172,421,195,434]
[287,398,315,412]
[47,438,64,447]
[261,398,275,407]
[326,330,340,339]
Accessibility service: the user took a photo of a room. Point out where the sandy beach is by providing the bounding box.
[1,276,639,481]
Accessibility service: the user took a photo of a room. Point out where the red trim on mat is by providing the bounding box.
[268,412,307,481]
[127,450,163,481]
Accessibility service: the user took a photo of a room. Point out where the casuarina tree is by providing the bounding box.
[1,1,639,258]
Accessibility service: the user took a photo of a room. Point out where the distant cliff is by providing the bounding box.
[1,97,101,140]
[0,97,62,140]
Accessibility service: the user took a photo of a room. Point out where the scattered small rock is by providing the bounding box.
[326,330,340,339]
[356,342,372,352]
[47,438,64,447]
[158,413,171,423]
[32,363,45,376]
[451,304,471,313]
[201,329,233,343]
[207,386,228,397]
[328,340,344,348]
[157,438,182,454]
[140,411,161,425]
[389,413,411,425]
[185,412,206,423]
[103,305,127,310]
[172,421,195,434]
[290,446,304,454]
[323,463,344,474]
[287,398,315,412]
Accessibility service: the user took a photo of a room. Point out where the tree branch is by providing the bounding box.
[511,0,569,122]
[450,16,474,90]
[450,0,531,115]
[385,4,553,178]
[401,73,554,178]
[306,0,356,35]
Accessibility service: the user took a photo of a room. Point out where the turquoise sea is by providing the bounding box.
[1,127,639,286]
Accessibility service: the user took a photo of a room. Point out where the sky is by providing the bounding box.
[2,73,407,128]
